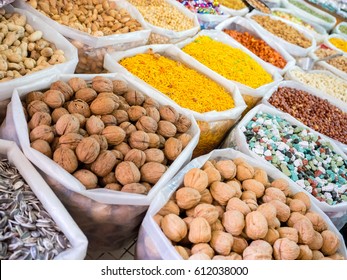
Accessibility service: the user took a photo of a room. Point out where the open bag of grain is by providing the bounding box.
[0,139,88,259]
[15,0,150,73]
[136,148,346,260]
[104,44,246,157]
[0,72,199,251]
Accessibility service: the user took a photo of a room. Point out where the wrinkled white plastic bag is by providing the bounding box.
[231,104,347,219]
[104,44,247,157]
[136,148,347,259]
[0,72,200,250]
[0,139,88,259]
[0,5,78,99]
[0,0,14,7]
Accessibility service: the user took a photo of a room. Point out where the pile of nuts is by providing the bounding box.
[155,158,344,260]
[0,9,66,82]
[26,0,143,37]
[314,47,347,73]
[24,76,193,194]
[251,15,312,48]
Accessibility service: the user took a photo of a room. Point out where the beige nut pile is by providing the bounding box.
[156,158,344,260]
[0,9,65,82]
[24,76,193,194]
[27,0,143,36]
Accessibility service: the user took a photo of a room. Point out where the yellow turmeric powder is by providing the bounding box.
[119,52,235,113]
[182,36,273,89]
[329,37,347,53]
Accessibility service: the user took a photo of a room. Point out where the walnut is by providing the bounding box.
[29,125,54,143]
[121,183,148,194]
[175,246,190,260]
[26,91,43,104]
[245,199,258,211]
[242,179,265,198]
[175,187,200,209]
[189,253,211,260]
[119,122,136,137]
[73,169,98,189]
[67,77,87,92]
[58,132,83,150]
[92,76,113,92]
[293,218,315,245]
[112,80,128,94]
[129,131,150,150]
[101,115,117,127]
[200,189,213,204]
[273,238,300,260]
[222,210,245,236]
[307,230,323,250]
[100,172,116,187]
[191,243,214,259]
[67,99,91,118]
[158,200,180,216]
[263,228,280,245]
[269,200,291,222]
[72,113,86,127]
[243,240,273,260]
[143,97,160,109]
[214,160,236,180]
[236,162,254,181]
[145,107,160,123]
[75,136,100,164]
[136,116,158,133]
[50,81,74,101]
[312,250,325,260]
[102,126,126,146]
[113,109,129,124]
[241,190,257,201]
[210,231,234,256]
[157,121,177,138]
[305,211,328,232]
[90,134,108,150]
[188,217,211,243]
[124,149,146,168]
[289,199,307,215]
[30,139,52,158]
[253,168,269,186]
[86,115,105,135]
[297,245,313,260]
[211,219,225,232]
[159,105,179,123]
[143,148,164,163]
[292,192,311,209]
[42,90,65,109]
[115,161,141,185]
[175,114,192,133]
[232,236,248,255]
[51,107,69,123]
[28,112,52,130]
[183,168,208,192]
[90,150,118,177]
[262,187,286,203]
[105,183,122,191]
[226,197,251,216]
[210,182,236,206]
[90,97,116,115]
[164,137,182,161]
[321,230,340,255]
[27,100,50,117]
[193,203,219,225]
[204,166,221,185]
[177,133,192,149]
[287,212,309,227]
[114,142,131,157]
[124,89,145,106]
[271,178,292,196]
[53,147,78,173]
[257,203,278,228]
[55,114,80,135]
[278,227,299,243]
[75,88,98,103]
[140,162,167,184]
[245,211,268,239]
[161,214,187,242]
[127,106,146,122]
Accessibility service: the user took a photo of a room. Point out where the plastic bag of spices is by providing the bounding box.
[136,148,347,259]
[215,16,295,76]
[14,0,150,74]
[0,5,78,98]
[125,0,200,44]
[261,80,347,154]
[0,139,88,259]
[176,30,283,113]
[230,104,347,225]
[246,10,316,57]
[0,72,200,251]
[104,44,247,158]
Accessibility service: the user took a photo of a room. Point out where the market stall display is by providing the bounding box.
[16,0,151,74]
[136,149,347,260]
[0,139,88,260]
[0,72,199,251]
[333,22,347,37]
[327,34,347,52]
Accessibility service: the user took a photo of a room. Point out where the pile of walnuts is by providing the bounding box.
[24,76,193,194]
[155,158,344,260]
